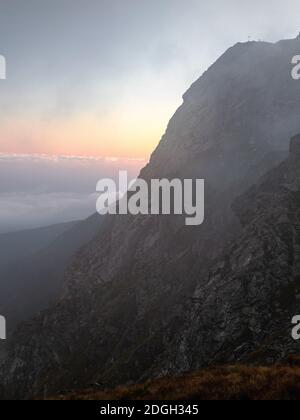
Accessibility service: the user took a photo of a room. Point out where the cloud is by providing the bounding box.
[2,0,300,158]
[0,153,144,232]
[0,153,146,164]
[0,191,98,233]
[1,0,299,232]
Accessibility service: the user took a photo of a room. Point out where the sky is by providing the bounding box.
[0,0,299,231]
[0,0,300,159]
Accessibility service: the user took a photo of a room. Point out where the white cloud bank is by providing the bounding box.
[0,154,145,233]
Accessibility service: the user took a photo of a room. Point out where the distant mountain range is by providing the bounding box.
[1,37,300,399]
[0,215,103,332]
[0,222,77,268]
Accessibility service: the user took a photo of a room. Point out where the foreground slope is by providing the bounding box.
[53,362,300,401]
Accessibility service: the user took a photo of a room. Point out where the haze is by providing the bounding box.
[0,0,299,231]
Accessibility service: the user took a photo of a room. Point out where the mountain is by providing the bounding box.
[0,221,77,268]
[0,214,103,331]
[1,37,300,399]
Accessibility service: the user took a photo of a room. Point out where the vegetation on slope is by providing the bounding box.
[53,361,300,401]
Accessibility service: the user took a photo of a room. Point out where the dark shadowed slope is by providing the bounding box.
[0,221,77,268]
[0,213,103,331]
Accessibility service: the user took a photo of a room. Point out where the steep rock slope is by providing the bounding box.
[1,38,300,399]
[165,135,300,373]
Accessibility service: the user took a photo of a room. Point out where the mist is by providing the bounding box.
[0,155,143,232]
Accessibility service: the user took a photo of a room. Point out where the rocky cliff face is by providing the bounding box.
[1,38,300,399]
[159,134,300,375]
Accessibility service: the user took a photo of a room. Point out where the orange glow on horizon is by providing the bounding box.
[0,103,174,160]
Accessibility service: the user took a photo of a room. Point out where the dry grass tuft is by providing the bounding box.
[51,363,300,400]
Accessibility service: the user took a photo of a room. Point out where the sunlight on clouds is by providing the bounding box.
[0,61,185,160]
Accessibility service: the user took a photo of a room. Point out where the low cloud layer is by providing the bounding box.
[0,154,144,233]
[0,191,98,232]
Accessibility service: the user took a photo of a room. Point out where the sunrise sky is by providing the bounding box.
[0,0,300,232]
[1,0,299,160]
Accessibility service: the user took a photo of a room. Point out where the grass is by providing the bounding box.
[51,360,300,400]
